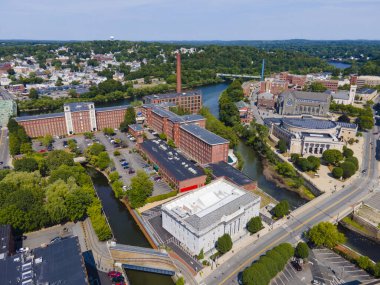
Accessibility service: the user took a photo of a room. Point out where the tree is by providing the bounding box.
[46,150,74,171]
[357,115,373,130]
[295,242,309,259]
[197,248,204,260]
[86,143,105,156]
[309,82,327,92]
[247,216,263,234]
[343,146,354,158]
[290,153,300,162]
[29,88,39,99]
[277,139,287,153]
[20,142,33,154]
[307,222,346,248]
[103,127,115,136]
[340,161,356,179]
[345,156,359,171]
[204,168,213,184]
[357,256,372,270]
[67,139,78,152]
[275,162,296,178]
[95,152,111,170]
[113,150,120,156]
[332,167,343,179]
[127,170,153,208]
[120,107,136,132]
[338,114,351,123]
[322,149,343,166]
[13,157,38,172]
[167,139,176,148]
[307,156,320,171]
[40,134,54,147]
[65,189,93,221]
[295,158,312,172]
[84,132,94,139]
[273,200,289,218]
[176,277,185,285]
[159,133,167,140]
[109,171,120,183]
[216,233,233,254]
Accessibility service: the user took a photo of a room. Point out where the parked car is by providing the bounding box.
[107,271,121,278]
[123,165,129,169]
[291,260,302,271]
[129,168,135,174]
[0,161,3,165]
[119,158,126,162]
[154,176,162,182]
[121,161,129,166]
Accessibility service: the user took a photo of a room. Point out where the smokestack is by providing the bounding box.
[176,52,182,93]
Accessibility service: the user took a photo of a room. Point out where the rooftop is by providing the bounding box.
[180,124,229,145]
[357,88,377,94]
[15,112,65,122]
[280,90,331,103]
[283,117,337,130]
[235,100,249,109]
[0,236,87,285]
[64,102,94,112]
[96,104,130,112]
[144,90,201,101]
[0,225,12,256]
[129,123,144,131]
[207,161,253,186]
[162,179,260,232]
[139,139,205,181]
[151,107,204,124]
[327,90,350,100]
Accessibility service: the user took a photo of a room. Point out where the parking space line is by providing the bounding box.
[284,266,294,278]
[281,270,289,282]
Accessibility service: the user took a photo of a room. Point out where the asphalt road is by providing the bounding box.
[0,128,9,166]
[203,129,379,284]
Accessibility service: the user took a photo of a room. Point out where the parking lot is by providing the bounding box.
[95,131,172,197]
[271,262,308,285]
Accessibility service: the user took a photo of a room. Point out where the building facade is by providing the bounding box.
[317,80,339,92]
[257,92,276,109]
[235,100,253,124]
[277,90,331,116]
[16,102,130,137]
[161,178,261,254]
[144,91,202,114]
[265,117,357,156]
[260,79,288,95]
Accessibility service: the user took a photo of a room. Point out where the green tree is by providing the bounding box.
[67,139,78,152]
[332,167,343,179]
[197,248,204,260]
[40,134,54,147]
[343,146,354,158]
[247,216,263,234]
[167,139,176,148]
[20,142,33,154]
[204,168,213,184]
[295,242,309,259]
[84,132,94,139]
[95,152,111,170]
[13,157,38,172]
[46,150,74,171]
[290,153,300,162]
[216,233,233,254]
[103,127,115,136]
[340,161,356,179]
[66,189,93,221]
[357,256,372,270]
[275,162,296,178]
[307,156,320,171]
[295,158,312,172]
[44,179,70,223]
[345,156,359,171]
[29,88,39,99]
[307,222,346,248]
[322,149,343,166]
[337,114,351,123]
[86,143,105,156]
[113,150,121,156]
[309,82,327,92]
[273,200,289,218]
[176,277,185,285]
[127,170,153,208]
[357,115,373,130]
[109,171,120,183]
[277,139,287,153]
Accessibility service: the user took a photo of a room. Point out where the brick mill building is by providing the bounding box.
[16,102,129,137]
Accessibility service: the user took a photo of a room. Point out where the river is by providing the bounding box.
[328,61,351,70]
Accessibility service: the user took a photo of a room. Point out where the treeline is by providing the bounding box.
[8,118,32,155]
[242,243,294,285]
[0,150,111,240]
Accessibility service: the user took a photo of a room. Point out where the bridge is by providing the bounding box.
[216,73,262,80]
[108,242,176,276]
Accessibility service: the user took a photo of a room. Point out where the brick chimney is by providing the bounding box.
[176,52,182,93]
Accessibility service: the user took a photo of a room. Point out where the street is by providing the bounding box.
[203,126,379,284]
[0,128,10,167]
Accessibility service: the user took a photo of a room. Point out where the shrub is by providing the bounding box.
[197,248,204,260]
[343,146,354,158]
[216,234,233,254]
[113,150,121,156]
[295,158,311,171]
[332,167,343,179]
[357,256,372,271]
[277,139,287,153]
[247,216,263,234]
[295,242,309,259]
[290,153,300,162]
[176,277,185,285]
[145,191,177,203]
[307,156,320,171]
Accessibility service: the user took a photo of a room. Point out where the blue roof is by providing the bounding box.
[180,124,229,145]
[96,105,130,112]
[335,121,357,129]
[129,124,143,131]
[16,112,65,121]
[357,88,376,94]
[283,118,336,130]
[151,107,204,124]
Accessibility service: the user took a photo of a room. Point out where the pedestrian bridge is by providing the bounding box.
[108,242,176,276]
[216,73,261,80]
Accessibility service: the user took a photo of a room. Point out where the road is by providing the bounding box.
[0,128,9,166]
[203,129,379,284]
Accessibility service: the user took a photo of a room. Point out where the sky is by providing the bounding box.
[0,0,379,41]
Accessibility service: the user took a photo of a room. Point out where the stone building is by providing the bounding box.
[265,117,357,156]
[161,178,261,254]
[277,90,331,116]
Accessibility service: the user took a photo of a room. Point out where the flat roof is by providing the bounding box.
[144,90,201,101]
[283,118,336,130]
[162,179,260,232]
[207,161,253,186]
[139,139,204,181]
[96,104,130,112]
[151,107,204,124]
[180,124,229,145]
[129,123,143,131]
[0,236,87,285]
[15,112,65,122]
[64,102,94,112]
[357,88,376,94]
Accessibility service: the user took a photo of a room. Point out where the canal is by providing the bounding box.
[87,167,174,285]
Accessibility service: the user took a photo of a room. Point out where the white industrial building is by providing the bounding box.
[161,178,261,255]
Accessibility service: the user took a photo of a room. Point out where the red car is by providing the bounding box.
[115,283,126,285]
[107,271,121,278]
